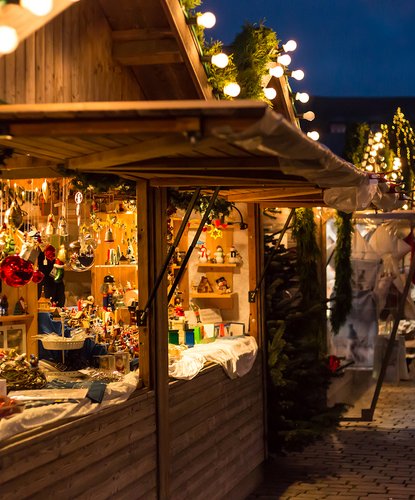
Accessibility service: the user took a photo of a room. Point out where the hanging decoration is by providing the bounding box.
[330,211,353,335]
[0,255,34,287]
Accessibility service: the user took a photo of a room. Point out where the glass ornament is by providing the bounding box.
[0,256,34,287]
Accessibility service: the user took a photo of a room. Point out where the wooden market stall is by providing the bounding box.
[0,2,374,499]
[0,99,372,499]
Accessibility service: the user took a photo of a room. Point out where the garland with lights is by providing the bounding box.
[232,22,279,103]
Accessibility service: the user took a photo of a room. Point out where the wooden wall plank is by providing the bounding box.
[0,391,155,482]
[0,0,145,104]
[168,359,265,500]
[1,418,156,499]
[34,29,45,103]
[24,36,36,103]
[4,51,16,104]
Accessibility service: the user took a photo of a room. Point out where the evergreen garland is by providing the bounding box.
[70,172,136,195]
[203,41,239,99]
[292,208,321,309]
[330,211,353,334]
[167,188,234,220]
[232,22,279,103]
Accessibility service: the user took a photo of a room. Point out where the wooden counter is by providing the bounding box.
[0,356,264,499]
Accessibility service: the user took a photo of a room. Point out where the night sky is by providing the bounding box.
[201,0,415,97]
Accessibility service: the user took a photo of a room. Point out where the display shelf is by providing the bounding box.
[197,263,237,269]
[94,264,138,268]
[0,314,34,322]
[190,293,234,299]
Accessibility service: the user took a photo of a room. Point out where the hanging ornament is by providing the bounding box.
[57,216,68,237]
[75,191,83,227]
[43,244,56,262]
[31,268,45,284]
[208,224,222,240]
[42,179,50,203]
[19,239,40,264]
[51,244,67,282]
[0,256,34,287]
[45,214,55,236]
[68,236,96,272]
[4,201,24,230]
[4,233,16,255]
[104,226,114,242]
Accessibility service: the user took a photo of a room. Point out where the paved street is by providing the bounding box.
[248,380,415,499]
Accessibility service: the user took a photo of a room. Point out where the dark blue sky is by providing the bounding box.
[201,0,415,97]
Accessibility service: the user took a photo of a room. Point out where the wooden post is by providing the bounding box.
[151,187,170,499]
[136,180,150,387]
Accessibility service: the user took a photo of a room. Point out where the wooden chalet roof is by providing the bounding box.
[0,100,367,207]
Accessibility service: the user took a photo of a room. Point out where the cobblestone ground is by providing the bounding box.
[248,380,415,499]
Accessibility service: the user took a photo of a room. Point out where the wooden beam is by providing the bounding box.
[113,39,183,66]
[161,0,213,100]
[8,117,201,136]
[112,29,174,41]
[67,134,199,170]
[227,187,322,202]
[0,165,63,179]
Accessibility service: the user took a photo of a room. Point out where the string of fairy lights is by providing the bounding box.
[184,6,320,140]
[2,0,320,142]
[359,108,415,209]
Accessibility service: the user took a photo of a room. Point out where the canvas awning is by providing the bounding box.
[0,100,399,210]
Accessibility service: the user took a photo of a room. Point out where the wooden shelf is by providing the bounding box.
[197,263,237,268]
[190,293,234,299]
[94,264,138,268]
[0,314,34,322]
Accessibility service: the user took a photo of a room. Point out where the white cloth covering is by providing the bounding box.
[168,336,258,381]
[0,371,140,443]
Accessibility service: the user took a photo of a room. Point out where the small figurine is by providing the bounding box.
[198,243,210,263]
[101,275,116,311]
[214,245,224,264]
[52,244,67,282]
[228,245,241,264]
[216,276,231,294]
[197,275,213,293]
[0,295,8,316]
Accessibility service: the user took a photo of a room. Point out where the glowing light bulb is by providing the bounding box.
[277,54,291,66]
[291,69,305,80]
[223,82,241,97]
[301,111,315,121]
[391,172,398,180]
[366,165,374,172]
[295,92,309,103]
[210,53,229,68]
[403,204,409,210]
[269,65,284,78]
[370,150,377,157]
[0,26,18,54]
[264,87,277,100]
[282,40,297,52]
[307,131,319,141]
[374,132,382,142]
[197,12,216,29]
[21,0,54,16]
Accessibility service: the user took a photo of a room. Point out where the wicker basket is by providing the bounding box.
[41,338,85,351]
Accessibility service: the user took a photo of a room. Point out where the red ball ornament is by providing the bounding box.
[0,256,34,287]
[31,269,45,284]
[44,245,56,261]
